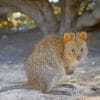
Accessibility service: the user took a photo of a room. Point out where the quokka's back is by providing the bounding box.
[26,35,64,64]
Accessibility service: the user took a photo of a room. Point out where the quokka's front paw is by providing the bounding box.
[66,70,74,74]
[65,66,76,75]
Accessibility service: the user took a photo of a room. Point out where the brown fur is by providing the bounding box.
[25,34,88,92]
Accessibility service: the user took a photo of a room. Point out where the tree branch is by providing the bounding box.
[76,7,100,30]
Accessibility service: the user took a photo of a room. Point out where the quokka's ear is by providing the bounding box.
[77,32,87,41]
[64,32,73,42]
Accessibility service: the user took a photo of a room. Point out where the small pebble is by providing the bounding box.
[1,35,8,40]
[91,61,96,65]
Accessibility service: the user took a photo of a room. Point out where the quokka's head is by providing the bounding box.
[63,32,88,63]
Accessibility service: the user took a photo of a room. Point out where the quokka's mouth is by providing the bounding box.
[76,56,81,61]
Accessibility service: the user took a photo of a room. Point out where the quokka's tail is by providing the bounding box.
[0,82,33,93]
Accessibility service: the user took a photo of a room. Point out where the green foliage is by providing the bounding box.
[78,0,96,15]
[0,12,37,31]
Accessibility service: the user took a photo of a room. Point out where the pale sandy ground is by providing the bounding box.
[0,29,100,100]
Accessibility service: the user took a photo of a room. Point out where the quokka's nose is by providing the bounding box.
[77,55,81,61]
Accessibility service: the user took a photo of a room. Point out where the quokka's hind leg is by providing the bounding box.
[58,84,76,89]
[41,76,59,94]
[44,78,75,95]
[45,83,75,95]
[44,83,74,95]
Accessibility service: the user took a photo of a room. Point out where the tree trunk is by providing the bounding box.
[59,0,81,35]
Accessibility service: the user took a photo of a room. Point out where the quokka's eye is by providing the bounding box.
[81,48,83,52]
[72,49,75,52]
